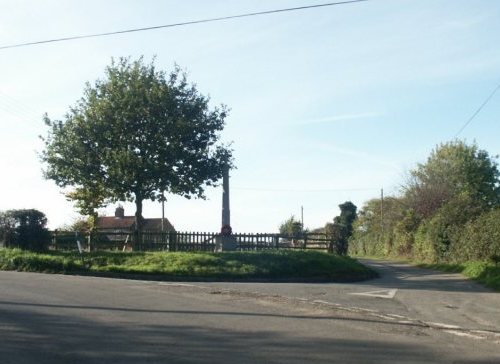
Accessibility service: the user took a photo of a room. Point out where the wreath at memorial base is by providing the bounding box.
[220,224,232,236]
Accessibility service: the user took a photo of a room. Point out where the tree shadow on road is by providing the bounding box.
[0,301,498,364]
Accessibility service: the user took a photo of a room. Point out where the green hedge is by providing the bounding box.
[352,204,500,267]
[451,209,500,262]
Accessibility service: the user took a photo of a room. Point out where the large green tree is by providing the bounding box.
[41,57,233,235]
[351,141,500,262]
[405,140,500,218]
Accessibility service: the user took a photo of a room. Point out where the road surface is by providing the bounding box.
[0,259,499,363]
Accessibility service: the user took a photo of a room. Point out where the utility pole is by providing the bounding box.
[380,188,384,238]
[301,205,304,231]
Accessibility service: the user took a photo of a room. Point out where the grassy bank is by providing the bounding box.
[0,248,376,282]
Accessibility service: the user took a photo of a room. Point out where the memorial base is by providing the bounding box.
[216,236,238,252]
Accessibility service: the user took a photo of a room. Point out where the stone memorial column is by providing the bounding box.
[218,164,237,251]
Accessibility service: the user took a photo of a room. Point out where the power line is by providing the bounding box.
[233,187,378,192]
[0,0,369,51]
[455,80,500,137]
[0,91,41,118]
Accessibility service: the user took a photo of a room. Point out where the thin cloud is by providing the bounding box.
[439,13,492,31]
[310,141,403,172]
[296,112,380,126]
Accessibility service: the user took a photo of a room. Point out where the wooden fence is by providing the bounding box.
[50,230,334,252]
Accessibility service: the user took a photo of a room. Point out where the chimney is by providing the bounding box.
[115,206,124,218]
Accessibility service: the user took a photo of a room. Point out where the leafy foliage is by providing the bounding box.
[0,209,51,251]
[405,140,500,218]
[393,208,420,256]
[413,193,486,261]
[451,208,500,262]
[349,197,404,256]
[326,201,357,255]
[279,215,303,237]
[41,57,233,231]
[64,187,107,230]
[350,141,500,265]
[325,222,346,254]
[335,201,357,237]
[58,217,90,233]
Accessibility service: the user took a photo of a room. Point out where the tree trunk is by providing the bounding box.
[134,196,143,250]
[89,212,98,252]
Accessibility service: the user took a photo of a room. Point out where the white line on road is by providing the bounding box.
[443,330,484,340]
[157,282,200,288]
[150,282,498,344]
[386,314,407,319]
[349,289,397,299]
[426,322,461,329]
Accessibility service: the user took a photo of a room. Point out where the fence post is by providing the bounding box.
[53,229,58,251]
[275,234,279,249]
[87,232,91,252]
[170,231,177,252]
[304,233,308,250]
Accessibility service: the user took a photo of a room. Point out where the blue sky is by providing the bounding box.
[1,0,499,232]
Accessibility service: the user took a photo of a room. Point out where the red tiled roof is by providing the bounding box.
[143,218,175,231]
[97,216,175,231]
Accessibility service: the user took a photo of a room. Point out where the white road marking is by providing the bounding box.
[349,289,397,299]
[371,313,397,320]
[386,314,406,319]
[157,282,199,288]
[312,299,331,305]
[140,281,498,344]
[443,330,484,340]
[426,322,461,329]
[152,282,498,344]
[471,330,500,339]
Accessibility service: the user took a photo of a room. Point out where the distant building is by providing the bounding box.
[97,206,175,232]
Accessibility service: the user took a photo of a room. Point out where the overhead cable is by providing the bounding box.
[0,0,369,50]
[455,80,500,137]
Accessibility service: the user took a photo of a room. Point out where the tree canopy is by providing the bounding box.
[350,140,500,263]
[279,215,303,237]
[0,209,51,251]
[326,201,357,255]
[41,57,233,231]
[405,140,500,217]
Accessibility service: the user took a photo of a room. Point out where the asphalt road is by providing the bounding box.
[196,259,500,332]
[1,260,499,363]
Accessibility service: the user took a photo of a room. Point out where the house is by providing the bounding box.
[97,206,175,232]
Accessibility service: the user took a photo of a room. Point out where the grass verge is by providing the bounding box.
[0,248,377,282]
